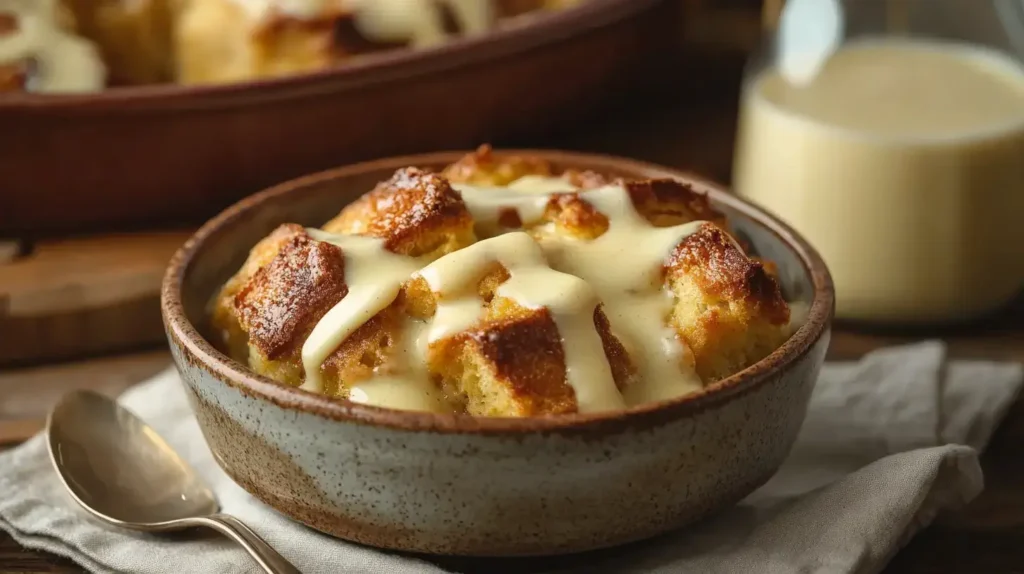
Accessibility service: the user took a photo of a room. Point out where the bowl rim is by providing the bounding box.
[161,149,835,436]
[1,0,656,112]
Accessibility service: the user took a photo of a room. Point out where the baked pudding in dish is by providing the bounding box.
[210,146,794,417]
[0,0,589,92]
[175,0,587,85]
[0,0,106,93]
[61,0,178,86]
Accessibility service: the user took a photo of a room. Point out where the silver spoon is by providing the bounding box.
[46,389,301,574]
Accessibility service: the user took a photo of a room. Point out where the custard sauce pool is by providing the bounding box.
[734,40,1024,323]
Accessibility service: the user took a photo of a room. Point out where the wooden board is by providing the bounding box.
[0,231,193,367]
[0,350,172,446]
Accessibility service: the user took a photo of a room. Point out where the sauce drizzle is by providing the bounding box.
[299,176,714,412]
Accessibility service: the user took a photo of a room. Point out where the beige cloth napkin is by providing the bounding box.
[0,341,1020,574]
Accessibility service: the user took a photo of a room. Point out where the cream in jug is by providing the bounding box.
[734,39,1024,323]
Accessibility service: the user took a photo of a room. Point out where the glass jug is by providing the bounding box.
[733,0,1024,325]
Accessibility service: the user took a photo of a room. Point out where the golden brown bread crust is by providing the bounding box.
[323,167,476,257]
[253,0,580,62]
[443,144,554,186]
[428,289,634,417]
[234,229,348,361]
[61,0,176,85]
[442,145,729,237]
[0,7,57,92]
[212,148,791,416]
[496,208,524,230]
[5,1,588,89]
[592,306,637,393]
[543,193,609,239]
[481,295,635,398]
[437,305,577,416]
[210,223,304,365]
[666,223,790,381]
[412,264,632,416]
[444,145,622,195]
[667,223,789,322]
[0,12,17,34]
[755,258,780,280]
[538,177,727,240]
[624,179,729,229]
[472,308,575,416]
[563,169,613,189]
[175,0,336,85]
[175,2,583,86]
[535,177,787,383]
[0,61,29,92]
[211,169,477,398]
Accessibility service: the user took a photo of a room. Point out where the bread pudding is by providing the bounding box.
[0,0,587,93]
[210,146,794,417]
[61,0,179,86]
[176,0,588,85]
[0,0,106,93]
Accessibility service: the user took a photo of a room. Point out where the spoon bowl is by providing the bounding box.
[47,390,216,525]
[46,389,300,573]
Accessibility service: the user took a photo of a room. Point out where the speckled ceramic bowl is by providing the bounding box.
[161,150,834,557]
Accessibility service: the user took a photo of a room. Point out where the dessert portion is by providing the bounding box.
[177,0,585,85]
[211,146,792,417]
[0,0,106,93]
[62,0,178,86]
[0,0,586,93]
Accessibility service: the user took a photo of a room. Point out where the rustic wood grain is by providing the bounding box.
[0,231,191,368]
[0,535,78,574]
[0,351,172,446]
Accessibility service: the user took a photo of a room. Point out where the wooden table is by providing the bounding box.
[3,86,1023,573]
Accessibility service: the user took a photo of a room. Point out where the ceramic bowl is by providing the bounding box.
[161,150,835,557]
[0,0,672,237]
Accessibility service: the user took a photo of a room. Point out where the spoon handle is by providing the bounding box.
[194,514,302,574]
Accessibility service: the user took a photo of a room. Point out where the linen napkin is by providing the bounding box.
[0,341,1020,574]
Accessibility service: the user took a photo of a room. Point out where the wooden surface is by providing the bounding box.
[0,231,192,368]
[0,352,172,446]
[2,74,1024,574]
